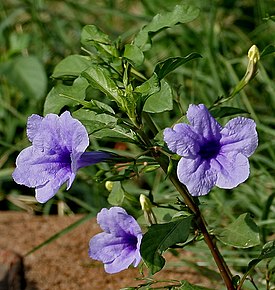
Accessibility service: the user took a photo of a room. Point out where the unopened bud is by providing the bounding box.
[139,194,157,225]
[248,45,260,64]
[244,45,260,84]
[105,181,114,192]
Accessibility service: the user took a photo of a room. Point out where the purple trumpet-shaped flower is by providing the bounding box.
[164,104,258,196]
[12,111,111,203]
[89,207,142,274]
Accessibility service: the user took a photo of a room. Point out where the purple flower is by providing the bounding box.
[12,111,111,203]
[89,207,142,274]
[164,104,258,196]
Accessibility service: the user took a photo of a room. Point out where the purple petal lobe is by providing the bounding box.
[163,124,200,157]
[59,111,89,153]
[35,167,71,203]
[97,207,142,237]
[177,157,217,196]
[12,147,68,188]
[187,104,222,140]
[89,233,127,263]
[220,117,258,157]
[214,152,250,188]
[27,114,43,142]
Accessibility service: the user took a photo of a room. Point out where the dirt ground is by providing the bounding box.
[0,211,220,290]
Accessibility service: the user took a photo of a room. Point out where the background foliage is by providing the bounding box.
[0,0,275,288]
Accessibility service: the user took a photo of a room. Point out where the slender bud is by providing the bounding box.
[139,194,157,225]
[248,45,260,64]
[244,45,260,84]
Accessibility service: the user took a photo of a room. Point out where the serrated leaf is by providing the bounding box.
[81,25,118,57]
[51,55,91,79]
[82,65,123,105]
[124,44,144,67]
[143,80,173,113]
[155,53,202,80]
[43,77,89,114]
[210,106,249,118]
[6,55,47,99]
[134,4,200,51]
[141,215,193,274]
[217,213,260,248]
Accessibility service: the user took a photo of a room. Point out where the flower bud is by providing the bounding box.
[105,181,114,192]
[140,194,157,225]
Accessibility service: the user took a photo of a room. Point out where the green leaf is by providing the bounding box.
[143,80,173,113]
[5,55,47,99]
[176,280,213,290]
[217,213,260,248]
[135,73,160,115]
[72,108,116,134]
[135,73,160,96]
[107,181,125,206]
[81,24,118,57]
[260,44,275,58]
[51,55,91,79]
[140,215,193,274]
[239,241,275,288]
[124,44,144,67]
[43,77,89,114]
[92,126,136,143]
[210,106,249,118]
[134,4,200,51]
[82,65,124,105]
[248,241,275,269]
[155,53,202,80]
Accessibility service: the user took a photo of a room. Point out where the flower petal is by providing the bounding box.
[30,112,89,156]
[177,157,217,196]
[187,104,222,140]
[59,111,89,153]
[89,232,127,263]
[12,147,68,187]
[35,167,71,203]
[163,124,201,157]
[31,113,60,152]
[132,234,142,267]
[97,207,142,237]
[214,152,250,188]
[104,245,140,274]
[27,114,43,142]
[220,117,258,157]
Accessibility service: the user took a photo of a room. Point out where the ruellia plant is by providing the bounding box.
[12,3,275,290]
